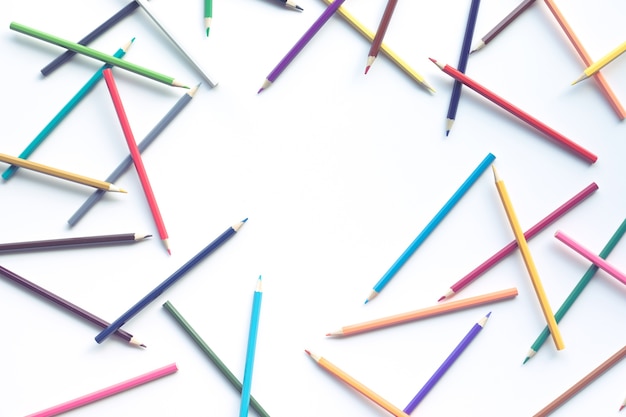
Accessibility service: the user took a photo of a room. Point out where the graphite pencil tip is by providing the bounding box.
[295,5,303,11]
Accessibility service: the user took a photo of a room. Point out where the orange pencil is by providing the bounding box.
[543,0,625,120]
[326,287,518,337]
[305,350,410,417]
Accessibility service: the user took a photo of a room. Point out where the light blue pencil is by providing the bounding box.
[365,152,496,303]
[240,276,263,417]
[2,39,134,181]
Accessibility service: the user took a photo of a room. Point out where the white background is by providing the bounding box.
[1,0,626,416]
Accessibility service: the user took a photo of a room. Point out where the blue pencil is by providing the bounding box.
[2,39,134,181]
[403,312,491,413]
[445,0,481,136]
[95,218,248,344]
[365,152,495,303]
[240,276,263,417]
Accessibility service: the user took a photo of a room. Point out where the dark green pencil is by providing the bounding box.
[523,217,626,363]
[10,21,188,89]
[162,301,272,417]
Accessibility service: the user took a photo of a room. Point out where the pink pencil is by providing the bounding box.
[103,68,171,254]
[438,182,598,301]
[555,230,626,286]
[25,363,177,417]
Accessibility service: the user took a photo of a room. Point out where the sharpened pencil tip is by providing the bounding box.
[364,65,370,74]
[295,5,303,10]
[242,218,248,223]
[437,295,446,302]
[620,405,625,411]
[522,357,530,365]
[304,349,311,356]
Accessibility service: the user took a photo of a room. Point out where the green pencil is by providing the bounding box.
[523,217,626,364]
[205,0,213,37]
[162,301,272,417]
[9,22,188,89]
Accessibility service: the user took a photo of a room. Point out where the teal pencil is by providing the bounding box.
[2,39,134,181]
[240,276,263,417]
[205,0,213,37]
[9,22,188,89]
[523,217,626,363]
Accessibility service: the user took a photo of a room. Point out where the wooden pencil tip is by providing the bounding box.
[304,349,311,356]
[619,404,625,412]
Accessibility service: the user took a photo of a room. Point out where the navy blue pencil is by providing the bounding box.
[445,0,481,136]
[40,1,139,76]
[95,219,247,344]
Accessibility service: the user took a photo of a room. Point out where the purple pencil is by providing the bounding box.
[403,312,491,413]
[438,182,598,301]
[257,0,346,93]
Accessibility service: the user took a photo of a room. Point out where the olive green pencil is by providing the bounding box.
[9,21,188,89]
[162,301,272,417]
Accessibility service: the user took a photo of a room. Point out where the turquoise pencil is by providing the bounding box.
[365,152,496,303]
[240,276,263,417]
[2,39,133,181]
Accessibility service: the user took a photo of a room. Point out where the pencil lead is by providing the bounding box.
[437,295,446,302]
[619,404,625,412]
[364,65,370,74]
[242,218,248,223]
[445,118,454,136]
[304,349,311,356]
[571,73,587,85]
[522,357,530,365]
[295,5,303,11]
[428,58,445,71]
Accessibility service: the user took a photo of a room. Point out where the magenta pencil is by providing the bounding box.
[439,182,598,301]
[25,363,177,417]
[555,230,626,286]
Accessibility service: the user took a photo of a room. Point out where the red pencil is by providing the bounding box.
[429,58,597,164]
[103,68,171,254]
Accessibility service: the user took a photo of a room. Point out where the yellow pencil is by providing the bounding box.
[491,165,564,350]
[0,153,126,192]
[571,39,626,85]
[305,350,410,417]
[320,0,435,94]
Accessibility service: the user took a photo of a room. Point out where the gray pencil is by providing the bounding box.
[135,0,219,87]
[67,83,200,226]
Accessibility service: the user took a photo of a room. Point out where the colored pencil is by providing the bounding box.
[24,363,177,417]
[446,0,481,136]
[524,218,626,364]
[439,182,598,301]
[533,344,626,417]
[572,40,626,85]
[240,276,264,417]
[429,58,597,164]
[162,300,272,417]
[95,218,247,344]
[133,0,218,88]
[257,0,346,94]
[492,165,564,350]
[470,0,536,53]
[0,264,144,347]
[3,40,133,182]
[365,152,495,304]
[102,68,171,255]
[305,350,410,417]
[364,0,399,74]
[327,287,517,337]
[620,397,626,412]
[67,84,200,227]
[403,312,491,413]
[555,230,626,286]
[0,232,151,253]
[543,0,626,120]
[205,0,213,37]
[9,22,188,89]
[320,0,434,92]
[40,1,139,76]
[274,0,303,11]
[0,152,126,192]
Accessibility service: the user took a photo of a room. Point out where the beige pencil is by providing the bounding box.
[492,165,563,350]
[0,152,126,192]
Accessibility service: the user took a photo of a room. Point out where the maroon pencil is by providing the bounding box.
[430,58,597,164]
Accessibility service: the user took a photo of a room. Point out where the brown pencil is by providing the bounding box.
[534,344,626,416]
[365,0,399,74]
